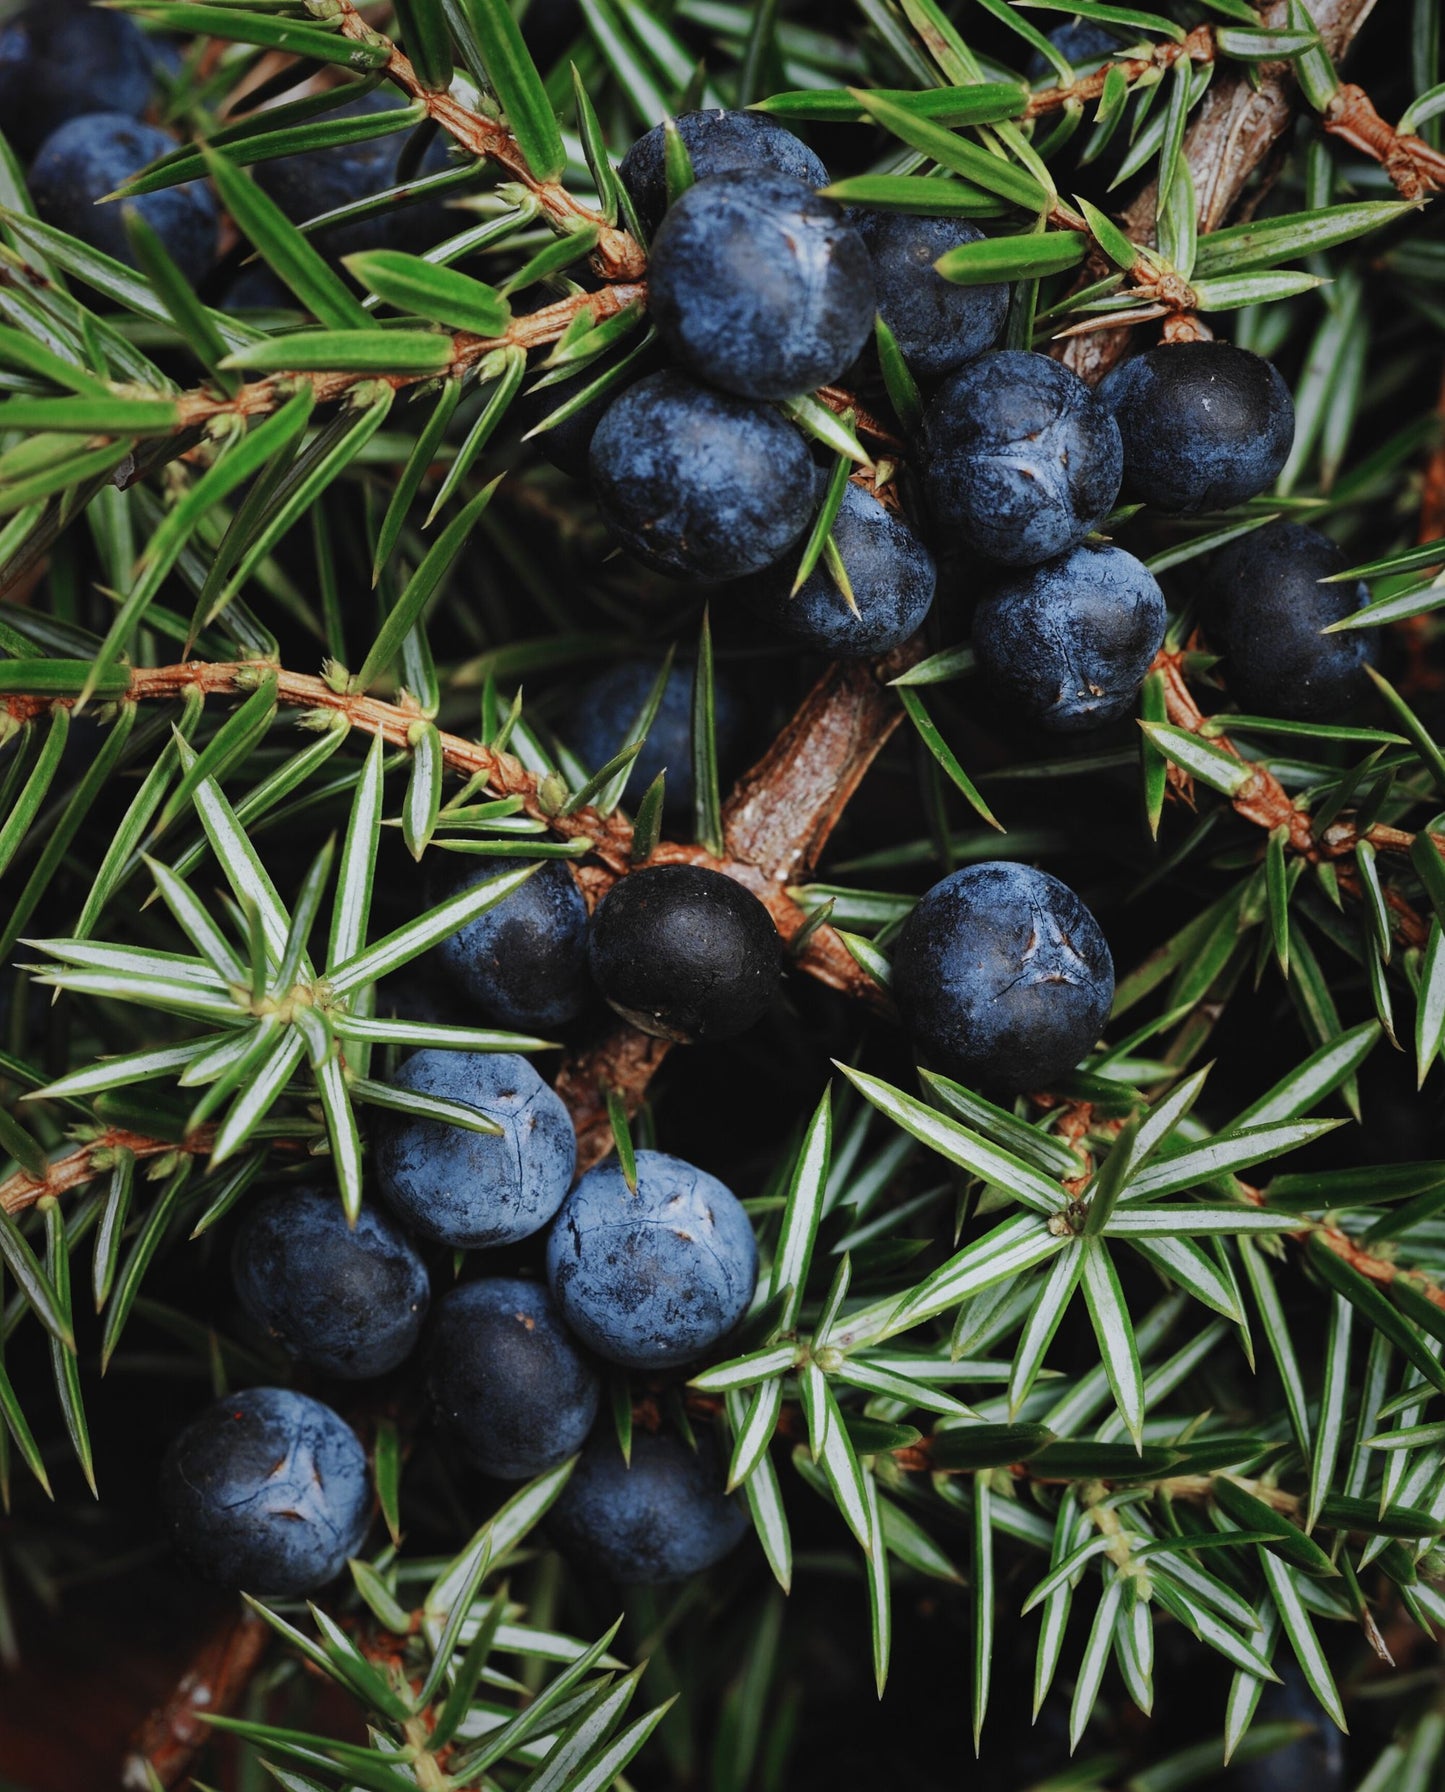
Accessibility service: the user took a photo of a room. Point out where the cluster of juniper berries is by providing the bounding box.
[5,6,1375,1615]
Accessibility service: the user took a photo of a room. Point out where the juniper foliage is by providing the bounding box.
[1,0,1445,1787]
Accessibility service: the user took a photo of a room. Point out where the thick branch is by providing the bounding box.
[122,1606,270,1792]
[722,649,914,885]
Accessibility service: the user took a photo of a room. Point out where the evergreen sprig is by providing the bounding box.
[4,0,1445,1786]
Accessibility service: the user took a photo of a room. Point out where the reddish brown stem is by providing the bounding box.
[1323,83,1445,200]
[1151,647,1431,950]
[331,0,644,280]
[1024,25,1215,119]
[121,1604,270,1791]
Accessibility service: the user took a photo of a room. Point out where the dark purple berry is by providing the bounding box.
[587,864,781,1044]
[893,862,1114,1093]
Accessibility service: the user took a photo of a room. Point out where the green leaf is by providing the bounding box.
[1192,272,1328,312]
[428,343,528,519]
[452,1616,625,1775]
[572,66,624,225]
[1155,52,1193,214]
[935,229,1086,284]
[222,329,454,375]
[838,1064,1066,1213]
[884,1212,1066,1337]
[159,674,281,834]
[0,325,110,396]
[790,450,854,597]
[120,87,420,193]
[91,1152,136,1312]
[328,861,539,994]
[462,0,568,178]
[0,1314,52,1495]
[661,118,697,207]
[1121,1118,1345,1201]
[344,251,511,335]
[822,174,1009,217]
[392,0,454,89]
[770,1086,832,1329]
[98,1165,190,1369]
[1,703,139,962]
[756,83,1027,124]
[203,392,395,627]
[1307,1293,1353,1531]
[201,147,370,331]
[1138,721,1254,795]
[1015,0,1184,39]
[1304,1232,1445,1398]
[1215,25,1325,58]
[1008,1244,1086,1415]
[1363,665,1445,793]
[928,1421,1055,1471]
[1075,195,1137,272]
[920,1070,1081,1179]
[1192,202,1413,277]
[872,314,923,437]
[116,3,392,65]
[971,1475,993,1747]
[776,392,873,467]
[1418,922,1445,1085]
[896,688,1003,830]
[690,606,724,857]
[1256,1551,1346,1729]
[1080,1241,1144,1447]
[1070,1577,1125,1751]
[0,706,69,885]
[355,476,501,690]
[587,648,674,818]
[0,395,181,436]
[799,1362,872,1549]
[850,90,1050,211]
[1032,1433,1183,1476]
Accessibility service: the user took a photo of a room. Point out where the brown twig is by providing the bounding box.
[173,283,645,430]
[0,1128,216,1219]
[2,650,908,1194]
[1150,647,1433,950]
[1323,82,1445,200]
[554,1029,675,1176]
[122,1605,270,1792]
[3,658,881,1001]
[331,0,644,281]
[1024,24,1215,118]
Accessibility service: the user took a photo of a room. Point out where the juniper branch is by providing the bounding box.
[1322,84,1445,200]
[1023,24,1215,119]
[328,0,645,280]
[1061,0,1385,385]
[0,1127,215,1218]
[1151,647,1435,950]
